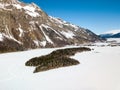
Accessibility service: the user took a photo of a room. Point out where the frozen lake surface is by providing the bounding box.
[0,46,120,90]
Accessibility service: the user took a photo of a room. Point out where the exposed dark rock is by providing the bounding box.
[25,47,91,73]
[34,57,79,73]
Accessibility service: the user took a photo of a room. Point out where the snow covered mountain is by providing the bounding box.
[0,0,102,53]
[100,30,120,38]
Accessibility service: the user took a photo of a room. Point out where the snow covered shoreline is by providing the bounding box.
[0,46,120,90]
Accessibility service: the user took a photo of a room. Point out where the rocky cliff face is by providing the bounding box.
[0,0,102,52]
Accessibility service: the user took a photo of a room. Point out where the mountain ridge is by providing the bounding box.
[0,0,103,53]
[100,30,120,38]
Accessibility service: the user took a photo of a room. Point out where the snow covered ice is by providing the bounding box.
[0,46,120,90]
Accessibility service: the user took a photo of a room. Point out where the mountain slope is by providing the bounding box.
[111,33,120,38]
[0,0,102,53]
[100,30,120,38]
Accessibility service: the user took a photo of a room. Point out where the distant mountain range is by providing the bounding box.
[0,0,103,53]
[100,30,120,38]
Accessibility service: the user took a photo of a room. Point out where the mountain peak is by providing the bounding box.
[0,0,102,53]
[0,0,18,4]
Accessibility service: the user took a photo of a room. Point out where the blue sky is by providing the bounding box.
[22,0,120,34]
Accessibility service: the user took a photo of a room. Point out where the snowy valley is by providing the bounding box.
[0,0,120,90]
[0,45,120,90]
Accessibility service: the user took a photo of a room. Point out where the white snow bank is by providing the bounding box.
[33,40,39,47]
[61,31,75,39]
[13,4,40,17]
[93,42,109,46]
[18,27,24,37]
[23,5,40,17]
[107,38,120,43]
[0,33,3,41]
[0,46,120,90]
[40,41,47,47]
[13,4,22,9]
